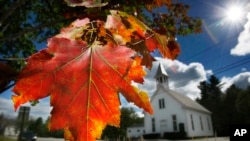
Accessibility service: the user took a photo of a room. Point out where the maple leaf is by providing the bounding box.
[12,18,153,141]
[106,10,180,67]
[12,9,181,141]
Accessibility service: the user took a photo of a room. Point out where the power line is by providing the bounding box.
[182,33,239,62]
[168,57,250,88]
[213,58,250,75]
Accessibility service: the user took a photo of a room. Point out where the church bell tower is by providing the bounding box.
[154,63,169,89]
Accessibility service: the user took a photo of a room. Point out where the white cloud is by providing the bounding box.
[231,13,250,56]
[0,96,51,121]
[221,72,250,92]
[0,97,18,118]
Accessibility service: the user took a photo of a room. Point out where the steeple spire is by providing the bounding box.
[155,63,169,89]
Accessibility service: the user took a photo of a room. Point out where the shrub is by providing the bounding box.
[143,133,161,139]
[163,131,186,140]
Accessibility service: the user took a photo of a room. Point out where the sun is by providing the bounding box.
[225,5,244,23]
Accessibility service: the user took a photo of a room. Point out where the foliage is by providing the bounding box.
[28,117,64,138]
[197,75,250,136]
[143,133,161,139]
[101,107,143,139]
[197,75,224,135]
[28,117,47,137]
[0,0,202,141]
[0,0,201,69]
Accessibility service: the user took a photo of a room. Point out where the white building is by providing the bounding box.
[126,124,144,139]
[4,125,19,137]
[127,63,213,139]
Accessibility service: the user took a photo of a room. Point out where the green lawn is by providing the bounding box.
[0,135,16,141]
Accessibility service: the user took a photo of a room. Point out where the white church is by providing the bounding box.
[127,63,214,139]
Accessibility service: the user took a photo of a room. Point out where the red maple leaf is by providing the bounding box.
[13,34,152,141]
[12,10,180,141]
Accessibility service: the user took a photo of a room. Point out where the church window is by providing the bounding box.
[190,114,195,130]
[200,116,203,131]
[152,118,156,132]
[207,117,211,130]
[172,115,177,131]
[159,98,165,109]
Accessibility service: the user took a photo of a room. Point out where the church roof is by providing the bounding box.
[154,63,168,78]
[168,88,210,113]
[153,86,211,114]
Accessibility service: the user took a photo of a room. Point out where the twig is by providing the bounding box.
[0,58,26,61]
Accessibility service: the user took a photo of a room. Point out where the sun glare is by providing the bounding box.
[225,5,244,22]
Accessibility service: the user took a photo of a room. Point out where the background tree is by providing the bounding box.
[196,75,223,135]
[219,85,242,136]
[0,113,7,135]
[28,117,48,137]
[235,86,250,124]
[197,75,250,136]
[101,107,143,140]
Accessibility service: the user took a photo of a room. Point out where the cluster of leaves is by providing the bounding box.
[0,0,202,141]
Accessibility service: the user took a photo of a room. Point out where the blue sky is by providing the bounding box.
[178,0,250,77]
[1,0,250,120]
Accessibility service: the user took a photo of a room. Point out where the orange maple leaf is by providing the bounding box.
[12,10,181,141]
[12,37,152,141]
[107,11,180,66]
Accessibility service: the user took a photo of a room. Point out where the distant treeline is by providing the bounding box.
[196,75,250,136]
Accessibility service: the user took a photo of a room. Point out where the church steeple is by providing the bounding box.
[154,63,169,89]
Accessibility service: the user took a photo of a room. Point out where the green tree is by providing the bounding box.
[197,75,223,135]
[101,107,143,140]
[28,117,47,136]
[236,86,250,123]
[219,85,242,135]
[218,85,250,136]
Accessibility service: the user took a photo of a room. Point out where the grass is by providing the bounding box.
[0,135,16,141]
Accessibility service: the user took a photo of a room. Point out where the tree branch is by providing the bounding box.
[0,83,15,94]
[0,58,26,62]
